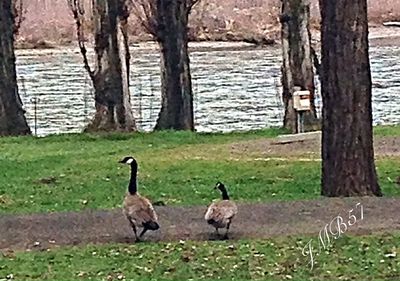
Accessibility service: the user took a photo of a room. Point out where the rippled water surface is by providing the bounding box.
[16,42,400,136]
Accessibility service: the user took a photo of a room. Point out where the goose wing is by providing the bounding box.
[205,200,237,224]
[123,195,158,225]
[137,197,158,223]
[204,202,218,221]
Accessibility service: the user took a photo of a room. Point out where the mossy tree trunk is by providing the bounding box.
[0,0,31,136]
[69,0,136,132]
[319,0,382,197]
[280,0,318,133]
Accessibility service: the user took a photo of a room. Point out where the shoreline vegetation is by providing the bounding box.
[14,26,400,51]
[15,0,400,49]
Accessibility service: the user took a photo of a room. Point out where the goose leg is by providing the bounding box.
[223,222,231,240]
[139,227,148,238]
[128,219,140,242]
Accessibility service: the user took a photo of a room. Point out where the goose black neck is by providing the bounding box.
[128,162,138,195]
[219,186,230,200]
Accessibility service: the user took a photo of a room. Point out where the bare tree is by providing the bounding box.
[319,0,382,197]
[0,0,31,136]
[131,0,199,130]
[280,0,319,133]
[68,0,136,132]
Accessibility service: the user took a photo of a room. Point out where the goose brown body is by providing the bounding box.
[123,192,159,230]
[204,200,237,229]
[119,156,159,241]
[204,182,238,239]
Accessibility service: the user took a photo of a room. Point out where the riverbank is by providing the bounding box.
[15,25,400,50]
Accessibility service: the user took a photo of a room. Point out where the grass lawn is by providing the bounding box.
[0,232,399,280]
[0,125,399,214]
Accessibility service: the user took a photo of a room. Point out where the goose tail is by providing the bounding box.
[143,221,160,230]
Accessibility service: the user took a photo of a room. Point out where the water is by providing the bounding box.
[15,42,400,136]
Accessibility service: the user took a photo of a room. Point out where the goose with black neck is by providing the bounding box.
[119,156,160,242]
[204,182,238,240]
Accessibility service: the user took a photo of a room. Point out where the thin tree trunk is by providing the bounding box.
[280,0,318,133]
[0,0,31,136]
[320,0,382,197]
[85,0,136,132]
[154,0,194,131]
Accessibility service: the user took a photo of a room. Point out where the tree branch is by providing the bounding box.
[67,0,95,81]
[13,0,25,35]
[187,0,201,13]
[128,0,159,38]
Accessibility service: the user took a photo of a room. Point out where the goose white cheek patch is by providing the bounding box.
[126,158,134,164]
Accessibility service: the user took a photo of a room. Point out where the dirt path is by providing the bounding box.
[1,197,399,251]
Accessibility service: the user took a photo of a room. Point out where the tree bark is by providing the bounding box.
[0,0,31,136]
[320,0,382,197]
[280,0,318,133]
[154,0,194,131]
[85,0,136,132]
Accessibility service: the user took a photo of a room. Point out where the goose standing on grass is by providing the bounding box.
[204,182,238,239]
[119,156,159,242]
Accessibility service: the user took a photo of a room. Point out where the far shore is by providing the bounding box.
[15,26,400,51]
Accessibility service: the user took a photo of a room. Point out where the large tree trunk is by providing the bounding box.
[154,0,194,131]
[280,0,318,133]
[85,0,136,132]
[320,0,382,197]
[0,0,31,136]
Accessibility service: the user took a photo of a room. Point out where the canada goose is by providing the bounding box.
[119,156,159,242]
[204,182,238,239]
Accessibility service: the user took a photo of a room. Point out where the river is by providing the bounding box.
[15,42,400,136]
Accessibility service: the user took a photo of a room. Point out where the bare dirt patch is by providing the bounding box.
[229,135,400,158]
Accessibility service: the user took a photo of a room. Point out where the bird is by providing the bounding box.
[119,156,159,242]
[204,182,238,240]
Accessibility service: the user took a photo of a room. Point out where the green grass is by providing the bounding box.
[0,126,399,214]
[1,232,399,280]
[373,124,400,137]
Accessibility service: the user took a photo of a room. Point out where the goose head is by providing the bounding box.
[215,181,225,190]
[119,156,137,166]
[215,181,229,200]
